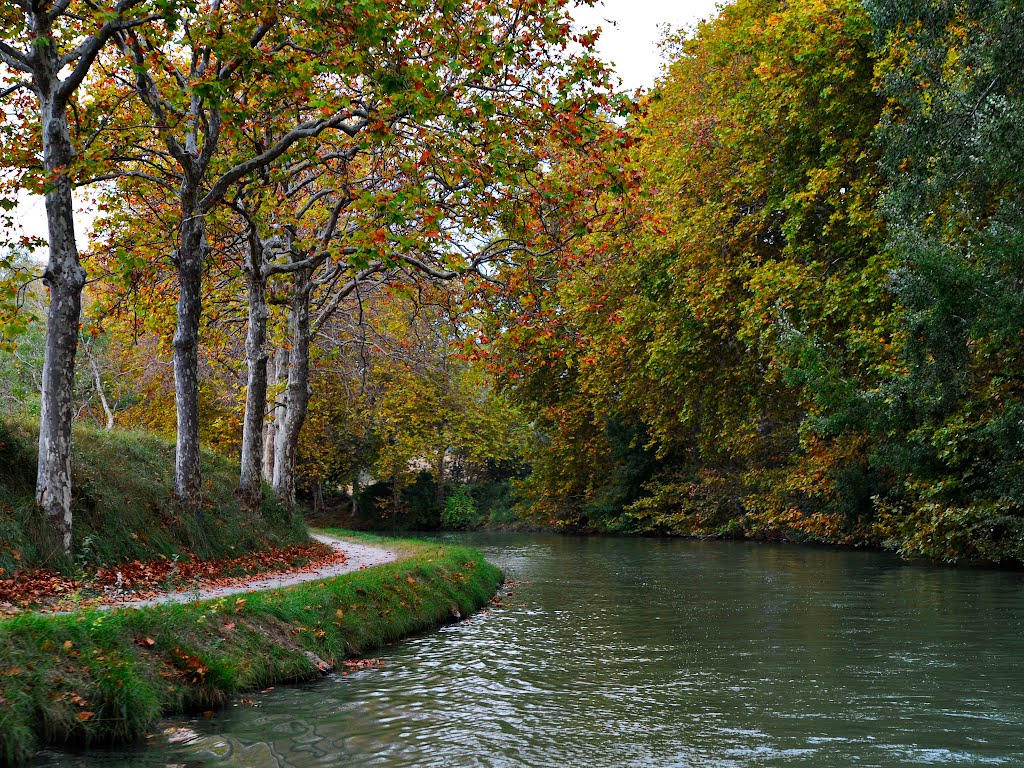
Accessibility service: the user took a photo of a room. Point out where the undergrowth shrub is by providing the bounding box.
[442,488,479,530]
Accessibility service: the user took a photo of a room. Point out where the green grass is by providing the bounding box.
[0,420,308,574]
[0,535,502,766]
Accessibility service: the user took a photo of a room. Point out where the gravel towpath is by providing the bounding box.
[98,534,399,610]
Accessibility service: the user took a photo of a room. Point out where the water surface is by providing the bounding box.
[44,534,1024,767]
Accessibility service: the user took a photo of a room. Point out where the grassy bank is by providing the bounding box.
[0,534,502,766]
[0,421,308,574]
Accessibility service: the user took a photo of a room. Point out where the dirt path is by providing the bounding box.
[98,534,399,610]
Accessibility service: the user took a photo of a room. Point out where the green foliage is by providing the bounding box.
[481,0,1024,564]
[355,472,441,531]
[0,254,44,415]
[353,476,523,532]
[442,487,479,531]
[363,300,529,494]
[0,250,36,354]
[0,535,502,766]
[490,0,890,544]
[465,480,523,529]
[402,472,444,529]
[853,0,1024,562]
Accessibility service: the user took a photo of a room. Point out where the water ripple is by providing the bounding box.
[43,534,1024,768]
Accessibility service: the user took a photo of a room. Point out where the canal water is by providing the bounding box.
[44,533,1024,767]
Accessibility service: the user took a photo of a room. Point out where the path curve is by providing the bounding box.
[99,534,399,611]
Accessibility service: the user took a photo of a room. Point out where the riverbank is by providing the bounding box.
[0,421,309,576]
[0,532,502,766]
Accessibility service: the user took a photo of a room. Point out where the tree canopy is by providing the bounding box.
[2,0,1022,564]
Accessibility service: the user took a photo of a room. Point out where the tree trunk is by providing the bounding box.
[262,416,276,483]
[173,199,207,503]
[435,448,447,506]
[350,470,361,517]
[265,345,285,483]
[87,348,115,430]
[238,240,269,511]
[271,345,289,490]
[35,91,86,558]
[273,265,313,509]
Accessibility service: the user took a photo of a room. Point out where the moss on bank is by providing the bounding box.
[0,535,502,766]
[0,421,308,574]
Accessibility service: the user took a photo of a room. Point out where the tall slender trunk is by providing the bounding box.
[86,348,115,430]
[272,345,289,489]
[262,417,276,483]
[238,240,269,510]
[265,345,285,482]
[350,470,361,517]
[273,265,313,509]
[173,197,207,503]
[35,89,86,557]
[435,448,447,506]
[312,481,324,515]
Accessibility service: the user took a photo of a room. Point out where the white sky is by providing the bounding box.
[9,0,724,249]
[574,0,723,92]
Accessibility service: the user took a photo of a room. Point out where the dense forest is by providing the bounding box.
[488,0,1024,564]
[1,0,1022,565]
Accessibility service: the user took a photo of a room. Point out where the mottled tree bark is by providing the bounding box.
[21,8,92,558]
[271,345,289,491]
[238,236,270,510]
[10,2,153,557]
[262,416,276,483]
[265,345,286,483]
[35,93,86,557]
[173,199,207,502]
[273,263,313,509]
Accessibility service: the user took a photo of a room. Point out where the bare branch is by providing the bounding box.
[266,256,327,276]
[311,264,387,334]
[295,187,337,219]
[57,14,162,105]
[400,254,459,280]
[217,19,277,81]
[0,80,30,99]
[78,170,181,193]
[0,41,31,74]
[318,196,350,243]
[45,0,75,24]
[118,33,192,170]
[197,106,222,169]
[200,114,369,209]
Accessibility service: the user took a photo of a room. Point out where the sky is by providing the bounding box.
[10,0,725,247]
[574,0,723,92]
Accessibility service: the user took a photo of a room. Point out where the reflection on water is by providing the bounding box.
[42,534,1024,767]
